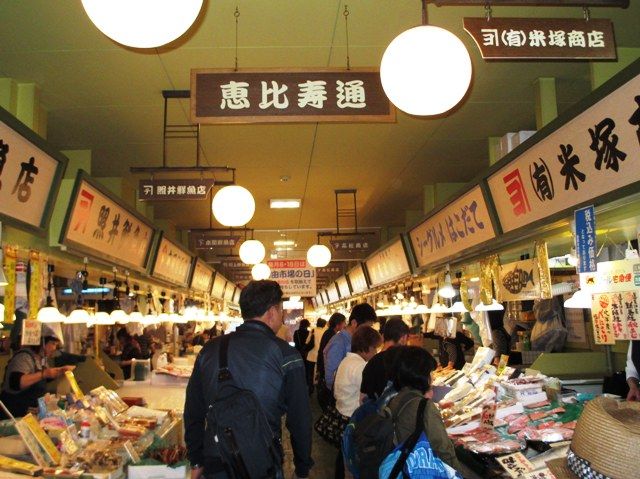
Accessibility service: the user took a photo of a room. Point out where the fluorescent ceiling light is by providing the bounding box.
[274,240,296,246]
[270,199,301,209]
[275,246,294,252]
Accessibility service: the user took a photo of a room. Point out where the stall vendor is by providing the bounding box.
[116,328,142,380]
[0,333,73,418]
[626,340,640,401]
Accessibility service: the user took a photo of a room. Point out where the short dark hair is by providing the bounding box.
[349,303,377,326]
[383,317,410,343]
[116,328,131,341]
[328,312,346,331]
[239,280,283,320]
[299,319,310,329]
[351,326,382,354]
[391,346,437,393]
[316,318,327,328]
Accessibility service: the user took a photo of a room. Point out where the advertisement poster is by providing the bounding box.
[267,259,316,297]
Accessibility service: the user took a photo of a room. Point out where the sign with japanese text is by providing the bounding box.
[21,319,42,346]
[365,238,411,287]
[191,69,395,124]
[220,260,247,269]
[317,263,347,281]
[336,276,351,299]
[190,259,213,293]
[464,18,616,60]
[211,273,227,299]
[347,263,369,294]
[267,259,316,297]
[61,175,155,273]
[138,179,216,201]
[232,288,241,304]
[522,468,558,479]
[596,259,640,293]
[315,292,325,306]
[480,402,497,429]
[575,205,597,273]
[591,291,640,342]
[330,237,372,251]
[327,283,340,303]
[498,259,541,301]
[192,232,241,250]
[224,283,235,303]
[496,452,535,478]
[409,186,495,269]
[488,65,640,233]
[0,115,66,231]
[591,293,616,344]
[329,234,377,260]
[150,236,193,287]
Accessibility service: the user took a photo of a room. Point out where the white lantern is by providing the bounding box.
[251,263,271,281]
[129,311,144,322]
[239,240,266,265]
[211,186,256,227]
[380,25,472,116]
[307,244,331,268]
[65,308,91,324]
[94,311,116,325]
[110,308,129,324]
[37,306,63,323]
[81,0,203,49]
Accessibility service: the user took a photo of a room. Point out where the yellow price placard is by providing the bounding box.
[21,413,60,466]
[65,370,84,399]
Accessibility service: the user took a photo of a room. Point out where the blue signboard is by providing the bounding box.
[574,205,596,273]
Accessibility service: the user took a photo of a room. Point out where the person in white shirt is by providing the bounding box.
[305,318,327,390]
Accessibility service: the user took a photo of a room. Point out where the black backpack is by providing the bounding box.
[205,334,283,478]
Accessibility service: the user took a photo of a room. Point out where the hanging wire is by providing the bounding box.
[234,6,240,71]
[343,4,351,70]
[485,3,492,21]
[583,6,591,21]
[421,0,428,26]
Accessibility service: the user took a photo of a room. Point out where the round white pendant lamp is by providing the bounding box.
[251,263,271,281]
[65,308,91,324]
[307,244,331,268]
[129,310,144,322]
[94,311,116,325]
[211,186,256,227]
[81,0,204,49]
[380,25,472,116]
[110,308,129,324]
[37,306,63,323]
[239,240,266,265]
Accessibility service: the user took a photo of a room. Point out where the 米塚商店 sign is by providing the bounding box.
[464,18,616,60]
[267,259,316,297]
[191,69,395,124]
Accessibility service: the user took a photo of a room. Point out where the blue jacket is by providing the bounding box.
[323,329,352,389]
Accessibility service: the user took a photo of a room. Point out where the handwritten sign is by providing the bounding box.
[21,320,41,346]
[0,111,66,231]
[192,68,395,124]
[336,276,351,299]
[591,291,640,341]
[481,402,497,429]
[409,186,495,269]
[61,174,155,273]
[498,259,541,301]
[268,259,316,297]
[591,293,616,345]
[497,452,535,478]
[138,178,216,201]
[575,205,597,273]
[522,468,558,479]
[211,273,227,299]
[347,263,369,294]
[150,236,193,287]
[190,259,213,293]
[488,65,640,233]
[464,17,616,60]
[365,238,410,287]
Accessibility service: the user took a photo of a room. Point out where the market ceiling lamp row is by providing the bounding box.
[81,0,472,116]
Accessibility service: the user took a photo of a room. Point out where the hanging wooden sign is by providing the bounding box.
[191,68,395,124]
[365,237,411,287]
[498,258,541,301]
[211,273,227,299]
[189,258,213,293]
[347,263,369,295]
[150,235,193,287]
[464,18,616,60]
[138,178,216,201]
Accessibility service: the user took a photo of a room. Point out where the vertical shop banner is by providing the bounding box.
[0,111,67,231]
[488,64,640,234]
[211,273,227,300]
[347,263,369,295]
[591,293,616,345]
[498,259,541,301]
[267,259,316,297]
[409,186,496,269]
[61,173,155,273]
[365,238,411,287]
[150,236,193,287]
[574,205,596,273]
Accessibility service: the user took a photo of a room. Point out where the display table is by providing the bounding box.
[118,381,187,412]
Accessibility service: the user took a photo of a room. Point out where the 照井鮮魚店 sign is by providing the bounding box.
[267,259,316,297]
[488,62,640,234]
[191,69,395,124]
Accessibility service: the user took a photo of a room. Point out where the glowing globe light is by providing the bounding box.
[37,306,63,323]
[129,311,144,322]
[81,0,204,49]
[239,240,266,265]
[94,311,116,325]
[307,244,331,268]
[211,186,256,227]
[251,263,271,281]
[110,308,129,324]
[65,308,90,324]
[380,25,472,116]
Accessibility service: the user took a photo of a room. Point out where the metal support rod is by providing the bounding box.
[428,0,628,5]
[163,96,168,168]
[422,0,428,25]
[129,166,235,173]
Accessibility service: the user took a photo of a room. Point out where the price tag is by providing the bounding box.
[522,467,558,479]
[497,452,535,478]
[497,354,510,375]
[59,426,80,456]
[64,370,84,399]
[481,402,497,429]
[21,320,42,346]
[19,414,61,466]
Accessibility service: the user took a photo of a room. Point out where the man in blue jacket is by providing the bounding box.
[184,280,313,478]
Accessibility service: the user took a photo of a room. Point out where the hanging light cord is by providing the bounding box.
[422,0,428,26]
[344,5,351,70]
[234,6,240,71]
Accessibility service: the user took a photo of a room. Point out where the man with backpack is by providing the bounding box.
[184,280,313,479]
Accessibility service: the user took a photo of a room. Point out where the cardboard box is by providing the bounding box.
[127,464,187,479]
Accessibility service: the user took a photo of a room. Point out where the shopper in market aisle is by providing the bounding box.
[360,317,409,401]
[0,329,74,418]
[304,317,327,395]
[116,327,142,380]
[323,303,377,390]
[184,280,313,479]
[317,313,346,411]
[625,340,640,401]
[387,346,462,472]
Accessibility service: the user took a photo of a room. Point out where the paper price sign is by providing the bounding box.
[497,452,535,478]
[522,468,558,479]
[21,320,42,346]
[481,402,497,429]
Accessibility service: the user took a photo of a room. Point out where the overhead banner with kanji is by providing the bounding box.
[267,259,316,297]
[191,69,395,124]
[138,179,216,201]
[487,61,640,234]
[464,18,616,60]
